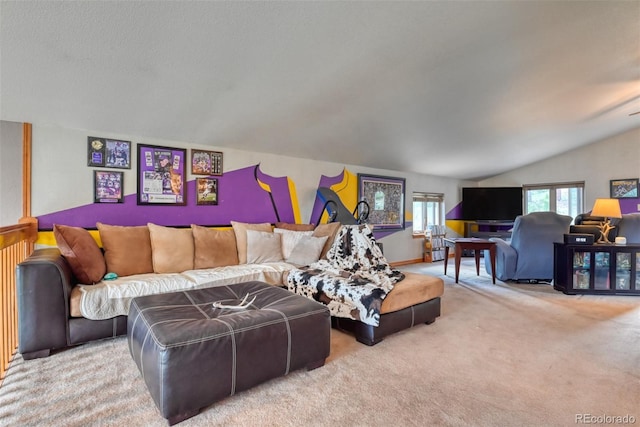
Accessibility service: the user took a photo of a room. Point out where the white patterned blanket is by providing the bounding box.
[286,224,405,326]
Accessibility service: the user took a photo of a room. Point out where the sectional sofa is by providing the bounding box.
[16,221,444,360]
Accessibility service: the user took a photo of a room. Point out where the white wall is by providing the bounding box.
[30,124,467,263]
[0,120,23,226]
[479,127,640,212]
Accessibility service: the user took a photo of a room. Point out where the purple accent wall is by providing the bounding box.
[447,202,463,220]
[619,199,639,215]
[37,164,295,229]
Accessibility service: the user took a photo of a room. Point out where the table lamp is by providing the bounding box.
[590,198,622,244]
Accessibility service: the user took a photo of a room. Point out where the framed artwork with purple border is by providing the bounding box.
[137,144,187,205]
[357,173,406,230]
[94,170,123,203]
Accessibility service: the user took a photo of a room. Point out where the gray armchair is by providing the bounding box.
[617,213,640,243]
[484,212,572,282]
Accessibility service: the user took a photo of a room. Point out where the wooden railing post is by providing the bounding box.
[0,122,35,384]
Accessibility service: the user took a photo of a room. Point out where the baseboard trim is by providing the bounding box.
[389,258,424,267]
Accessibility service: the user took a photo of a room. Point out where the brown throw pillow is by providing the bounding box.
[97,223,154,277]
[230,221,273,264]
[313,222,342,259]
[274,222,316,232]
[53,224,106,284]
[191,225,239,269]
[148,223,194,273]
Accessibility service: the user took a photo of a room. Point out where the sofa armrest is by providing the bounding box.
[484,238,517,281]
[16,248,75,359]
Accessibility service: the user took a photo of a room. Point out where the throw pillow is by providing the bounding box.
[53,224,106,284]
[286,235,329,266]
[273,228,313,259]
[148,223,194,273]
[230,221,273,264]
[97,223,154,277]
[191,225,239,269]
[274,222,316,232]
[313,222,342,259]
[246,230,284,264]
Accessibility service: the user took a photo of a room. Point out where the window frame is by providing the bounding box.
[412,192,445,236]
[523,181,584,217]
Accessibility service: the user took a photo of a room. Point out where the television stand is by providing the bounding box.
[464,221,513,240]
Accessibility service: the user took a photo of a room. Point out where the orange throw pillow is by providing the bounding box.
[97,223,153,277]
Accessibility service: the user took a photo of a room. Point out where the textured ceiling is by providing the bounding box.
[1,1,639,180]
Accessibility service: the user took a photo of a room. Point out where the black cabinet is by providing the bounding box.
[554,243,640,295]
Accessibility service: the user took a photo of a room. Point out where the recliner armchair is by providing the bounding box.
[484,211,572,282]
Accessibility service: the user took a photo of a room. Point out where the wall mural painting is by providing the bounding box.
[309,168,358,225]
[36,164,300,241]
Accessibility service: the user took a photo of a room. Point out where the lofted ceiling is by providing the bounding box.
[1,1,639,180]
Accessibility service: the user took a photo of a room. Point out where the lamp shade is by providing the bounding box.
[591,198,622,219]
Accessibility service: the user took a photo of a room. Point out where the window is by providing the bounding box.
[524,182,584,219]
[412,192,444,235]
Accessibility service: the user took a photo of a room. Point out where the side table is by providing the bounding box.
[443,238,496,284]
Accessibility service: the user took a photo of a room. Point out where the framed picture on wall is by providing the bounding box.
[191,149,223,176]
[196,178,218,205]
[87,137,131,169]
[357,174,406,230]
[94,170,124,203]
[137,144,187,205]
[610,178,639,199]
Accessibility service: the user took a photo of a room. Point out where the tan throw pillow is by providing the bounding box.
[191,225,239,269]
[53,224,106,284]
[97,223,153,277]
[286,235,329,266]
[148,223,194,273]
[313,222,342,259]
[230,221,273,264]
[274,228,313,259]
[274,222,316,232]
[246,230,284,264]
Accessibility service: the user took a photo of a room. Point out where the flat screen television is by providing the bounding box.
[461,187,523,222]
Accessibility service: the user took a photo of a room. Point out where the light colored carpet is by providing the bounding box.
[1,259,639,427]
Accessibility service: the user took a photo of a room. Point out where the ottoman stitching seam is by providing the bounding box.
[144,308,328,349]
[215,318,237,396]
[183,291,211,319]
[263,308,292,375]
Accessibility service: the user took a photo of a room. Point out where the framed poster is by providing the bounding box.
[196,178,218,205]
[357,173,406,230]
[94,170,124,203]
[191,149,223,176]
[87,137,131,169]
[610,178,638,199]
[137,144,187,205]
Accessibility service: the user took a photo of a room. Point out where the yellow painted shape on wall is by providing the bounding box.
[446,220,466,236]
[37,229,103,247]
[287,177,303,224]
[319,168,358,224]
[257,178,271,193]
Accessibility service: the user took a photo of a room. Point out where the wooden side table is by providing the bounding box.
[443,238,497,284]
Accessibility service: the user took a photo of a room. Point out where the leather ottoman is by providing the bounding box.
[128,281,331,425]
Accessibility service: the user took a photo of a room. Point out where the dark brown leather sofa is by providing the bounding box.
[16,248,127,360]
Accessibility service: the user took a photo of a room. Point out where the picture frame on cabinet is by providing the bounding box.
[610,178,638,199]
